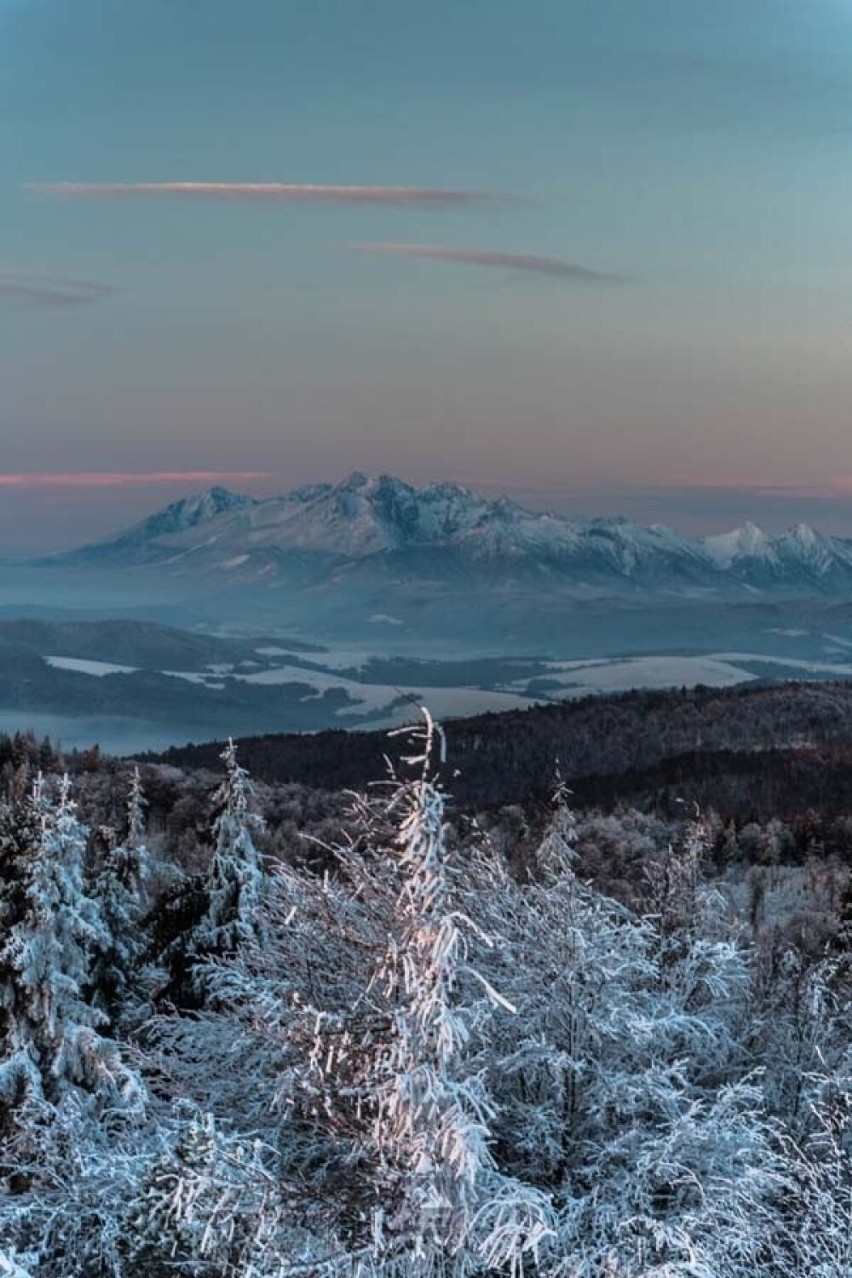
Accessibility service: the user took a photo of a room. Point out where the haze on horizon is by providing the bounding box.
[5,0,852,551]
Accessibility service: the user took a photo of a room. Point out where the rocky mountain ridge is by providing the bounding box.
[49,472,852,597]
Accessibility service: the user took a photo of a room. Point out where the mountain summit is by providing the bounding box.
[70,486,256,563]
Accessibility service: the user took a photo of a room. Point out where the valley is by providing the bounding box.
[7,475,852,751]
[2,613,852,753]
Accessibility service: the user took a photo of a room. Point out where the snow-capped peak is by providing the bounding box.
[773,523,836,575]
[784,523,819,547]
[702,522,769,566]
[69,486,258,561]
[129,486,254,539]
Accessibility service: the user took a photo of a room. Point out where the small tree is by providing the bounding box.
[202,739,265,956]
[92,767,152,1020]
[535,770,579,882]
[0,775,144,1130]
[153,740,265,1008]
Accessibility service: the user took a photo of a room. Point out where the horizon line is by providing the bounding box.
[0,470,275,490]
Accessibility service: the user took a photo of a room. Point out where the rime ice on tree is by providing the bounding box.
[93,767,152,1017]
[200,738,265,958]
[353,711,554,1275]
[0,775,145,1123]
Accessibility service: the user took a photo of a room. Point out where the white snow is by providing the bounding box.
[186,662,540,719]
[379,686,540,723]
[512,655,756,695]
[46,656,138,677]
[713,651,852,677]
[703,522,770,567]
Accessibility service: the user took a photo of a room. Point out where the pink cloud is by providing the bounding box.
[29,182,514,207]
[348,242,630,281]
[0,471,273,490]
[668,475,852,500]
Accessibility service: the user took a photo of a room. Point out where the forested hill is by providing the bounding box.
[150,678,852,815]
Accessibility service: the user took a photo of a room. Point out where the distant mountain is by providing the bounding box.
[60,486,258,565]
[43,472,852,599]
[701,521,852,588]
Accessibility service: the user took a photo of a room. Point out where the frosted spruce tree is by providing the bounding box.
[0,775,144,1114]
[92,767,152,1019]
[480,794,784,1276]
[0,771,147,1274]
[203,739,265,953]
[350,711,554,1277]
[153,739,265,1007]
[534,769,579,883]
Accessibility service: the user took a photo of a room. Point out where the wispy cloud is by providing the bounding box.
[668,475,852,500]
[29,182,515,208]
[0,274,114,309]
[0,471,273,490]
[348,242,631,281]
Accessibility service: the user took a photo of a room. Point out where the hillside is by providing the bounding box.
[150,677,852,814]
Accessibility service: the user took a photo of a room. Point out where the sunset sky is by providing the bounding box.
[5,0,852,550]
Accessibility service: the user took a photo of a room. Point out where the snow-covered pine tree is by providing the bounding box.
[0,775,144,1126]
[128,1103,298,1277]
[348,711,554,1277]
[202,738,265,955]
[92,767,152,1019]
[483,797,780,1275]
[152,739,265,1007]
[535,768,579,882]
[641,802,708,939]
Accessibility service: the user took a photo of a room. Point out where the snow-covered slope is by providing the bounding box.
[65,486,258,563]
[703,522,772,568]
[702,521,852,589]
[48,473,852,598]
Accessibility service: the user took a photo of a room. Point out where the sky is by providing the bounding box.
[5,0,852,550]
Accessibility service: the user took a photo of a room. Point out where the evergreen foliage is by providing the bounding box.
[150,739,264,1008]
[3,715,852,1273]
[92,768,152,1019]
[0,776,142,1114]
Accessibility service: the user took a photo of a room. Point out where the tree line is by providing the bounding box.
[149,678,852,809]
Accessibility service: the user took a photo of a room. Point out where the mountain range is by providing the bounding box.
[8,477,852,749]
[47,472,852,598]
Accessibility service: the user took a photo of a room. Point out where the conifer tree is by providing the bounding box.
[535,770,579,882]
[92,767,152,1019]
[350,712,554,1275]
[0,775,144,1123]
[202,739,265,956]
[152,740,265,1007]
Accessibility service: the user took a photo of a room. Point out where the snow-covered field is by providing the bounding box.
[173,661,540,719]
[522,654,755,694]
[46,656,139,676]
[28,640,852,754]
[713,651,852,677]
